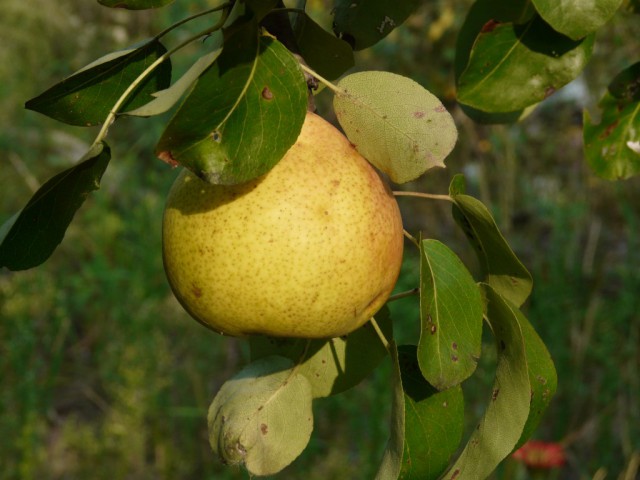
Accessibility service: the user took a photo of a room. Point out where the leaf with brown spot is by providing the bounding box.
[333,71,457,183]
[207,356,313,477]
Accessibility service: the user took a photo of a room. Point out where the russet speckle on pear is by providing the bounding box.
[162,112,404,338]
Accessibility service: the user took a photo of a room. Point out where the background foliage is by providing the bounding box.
[1,0,639,479]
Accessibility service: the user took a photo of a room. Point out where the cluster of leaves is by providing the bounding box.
[206,172,557,478]
[1,0,636,478]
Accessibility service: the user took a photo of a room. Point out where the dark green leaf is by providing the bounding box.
[155,20,307,185]
[0,142,111,271]
[450,189,533,306]
[609,62,640,102]
[457,15,594,113]
[126,48,223,117]
[250,308,392,398]
[207,356,313,477]
[418,240,483,389]
[445,284,531,479]
[375,341,405,480]
[398,345,464,480]
[531,0,624,39]
[25,39,171,126]
[584,62,640,180]
[293,12,354,80]
[98,0,174,9]
[454,0,536,80]
[245,0,279,20]
[454,0,536,123]
[332,0,421,50]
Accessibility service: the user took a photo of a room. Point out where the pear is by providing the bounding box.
[162,112,404,338]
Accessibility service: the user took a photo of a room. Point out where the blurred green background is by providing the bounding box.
[1,1,638,479]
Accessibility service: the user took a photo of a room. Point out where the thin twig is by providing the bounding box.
[93,6,232,147]
[393,191,453,202]
[387,288,419,303]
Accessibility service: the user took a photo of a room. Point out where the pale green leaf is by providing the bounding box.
[418,239,483,389]
[207,356,313,477]
[333,71,457,184]
[399,345,464,480]
[250,309,392,398]
[445,284,531,479]
[450,190,532,306]
[532,0,624,39]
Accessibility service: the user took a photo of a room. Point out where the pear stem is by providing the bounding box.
[393,191,453,202]
[370,316,390,351]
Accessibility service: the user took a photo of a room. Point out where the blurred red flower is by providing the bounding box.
[512,440,567,469]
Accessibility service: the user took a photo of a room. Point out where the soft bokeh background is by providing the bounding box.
[1,1,638,479]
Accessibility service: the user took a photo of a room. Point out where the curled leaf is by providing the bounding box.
[208,356,313,476]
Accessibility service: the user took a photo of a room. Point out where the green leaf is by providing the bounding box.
[454,0,536,81]
[515,303,558,447]
[293,12,354,80]
[207,356,313,477]
[155,20,307,185]
[98,0,174,9]
[375,341,405,480]
[448,173,466,196]
[445,284,531,479]
[0,142,111,271]
[418,239,483,390]
[457,15,594,113]
[332,0,421,50]
[333,71,457,184]
[250,308,392,398]
[584,62,640,180]
[398,345,464,480]
[25,39,171,126]
[450,189,533,306]
[454,0,536,124]
[531,0,624,40]
[126,47,223,117]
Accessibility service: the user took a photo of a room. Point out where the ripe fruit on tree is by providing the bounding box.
[162,112,404,338]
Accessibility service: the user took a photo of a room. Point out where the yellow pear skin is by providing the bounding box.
[162,112,404,338]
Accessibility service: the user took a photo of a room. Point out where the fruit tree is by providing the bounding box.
[1,0,638,478]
